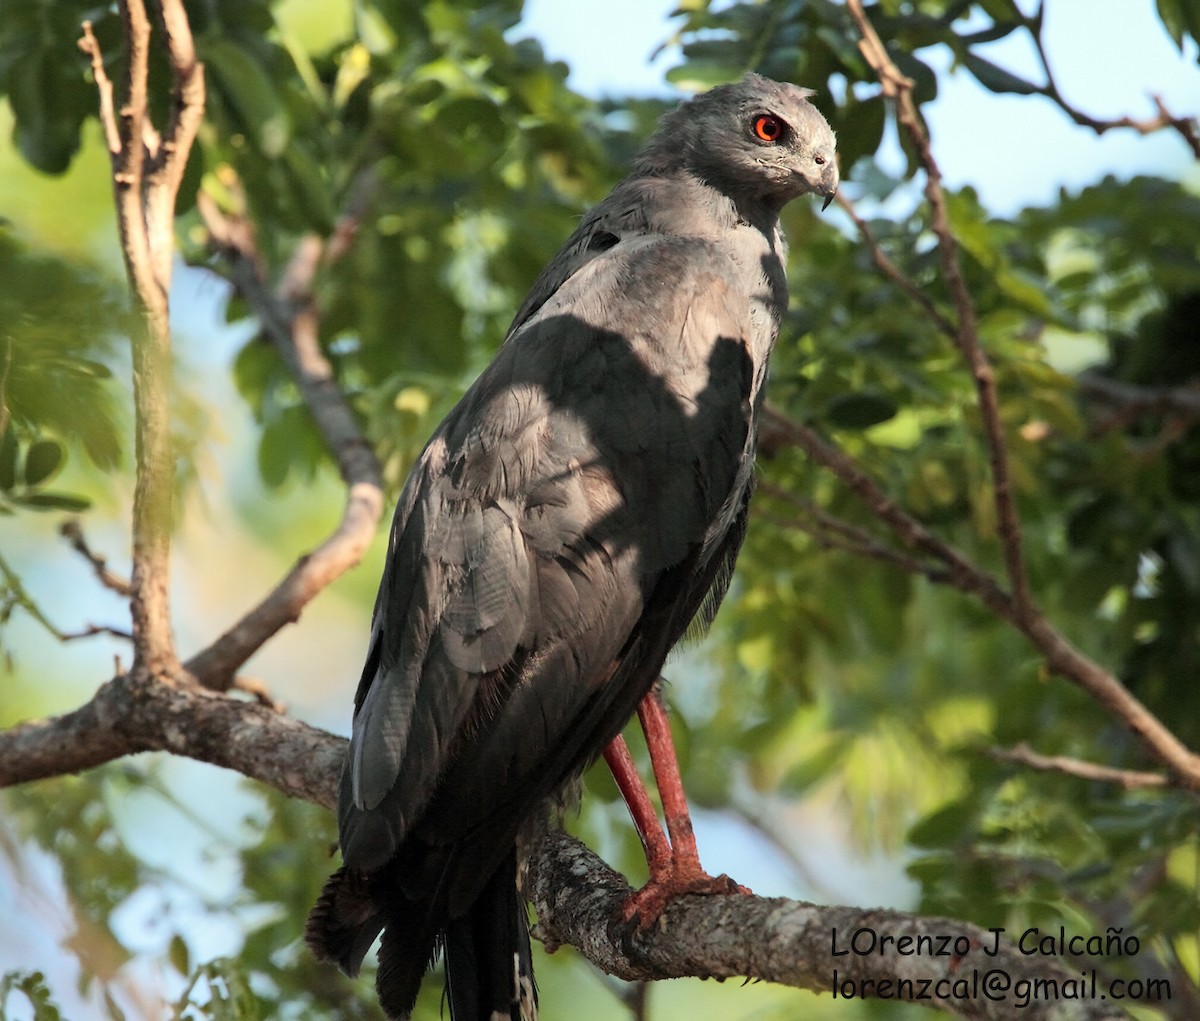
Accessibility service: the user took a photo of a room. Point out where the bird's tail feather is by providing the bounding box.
[375,909,442,1021]
[305,865,386,976]
[306,862,441,1020]
[444,847,538,1021]
[307,850,535,1021]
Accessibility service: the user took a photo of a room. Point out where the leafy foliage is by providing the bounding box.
[1,0,1198,1019]
[1,972,64,1021]
[0,231,126,514]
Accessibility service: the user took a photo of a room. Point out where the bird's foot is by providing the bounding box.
[620,862,752,929]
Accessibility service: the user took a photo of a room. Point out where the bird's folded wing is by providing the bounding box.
[339,235,757,871]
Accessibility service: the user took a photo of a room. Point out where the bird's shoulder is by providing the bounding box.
[509,173,763,334]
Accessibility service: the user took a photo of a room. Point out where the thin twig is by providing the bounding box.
[77,23,121,157]
[834,192,956,340]
[59,625,135,643]
[762,405,1200,790]
[760,408,1015,619]
[847,0,1033,622]
[1079,374,1200,423]
[0,551,131,645]
[755,479,955,585]
[1026,14,1200,160]
[230,675,285,712]
[987,743,1170,791]
[60,520,133,596]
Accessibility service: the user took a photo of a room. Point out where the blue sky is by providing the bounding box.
[520,0,1200,213]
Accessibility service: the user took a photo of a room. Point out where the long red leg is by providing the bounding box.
[604,686,749,926]
[636,691,704,876]
[602,735,671,880]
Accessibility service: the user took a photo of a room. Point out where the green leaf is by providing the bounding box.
[13,491,91,512]
[1155,0,1186,47]
[836,95,886,171]
[281,146,335,233]
[168,934,190,978]
[825,391,899,429]
[666,62,740,91]
[891,50,938,104]
[0,430,17,491]
[257,420,292,489]
[22,439,63,486]
[961,52,1041,95]
[202,38,291,158]
[6,50,84,174]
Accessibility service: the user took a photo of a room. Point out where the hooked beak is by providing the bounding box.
[820,160,840,212]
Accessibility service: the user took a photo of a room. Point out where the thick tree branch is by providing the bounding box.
[0,691,1138,1020]
[80,0,205,680]
[0,674,341,808]
[525,829,1135,1020]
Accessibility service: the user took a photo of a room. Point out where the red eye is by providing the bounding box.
[753,115,783,142]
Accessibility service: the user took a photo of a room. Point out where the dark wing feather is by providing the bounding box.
[323,236,764,1017]
[340,232,757,875]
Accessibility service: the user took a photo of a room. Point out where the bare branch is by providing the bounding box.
[1059,94,1200,159]
[1078,374,1200,427]
[85,0,205,680]
[230,675,285,712]
[0,673,340,808]
[184,192,385,690]
[1026,22,1200,160]
[756,479,957,585]
[77,23,121,157]
[525,829,1133,1020]
[834,192,956,340]
[60,520,133,597]
[99,0,179,677]
[836,6,1200,784]
[760,407,1200,790]
[760,408,1014,619]
[847,0,1033,622]
[987,744,1170,791]
[58,624,134,643]
[144,0,206,287]
[0,687,1135,1020]
[0,551,128,648]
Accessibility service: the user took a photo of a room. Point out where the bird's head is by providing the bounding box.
[640,73,839,212]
